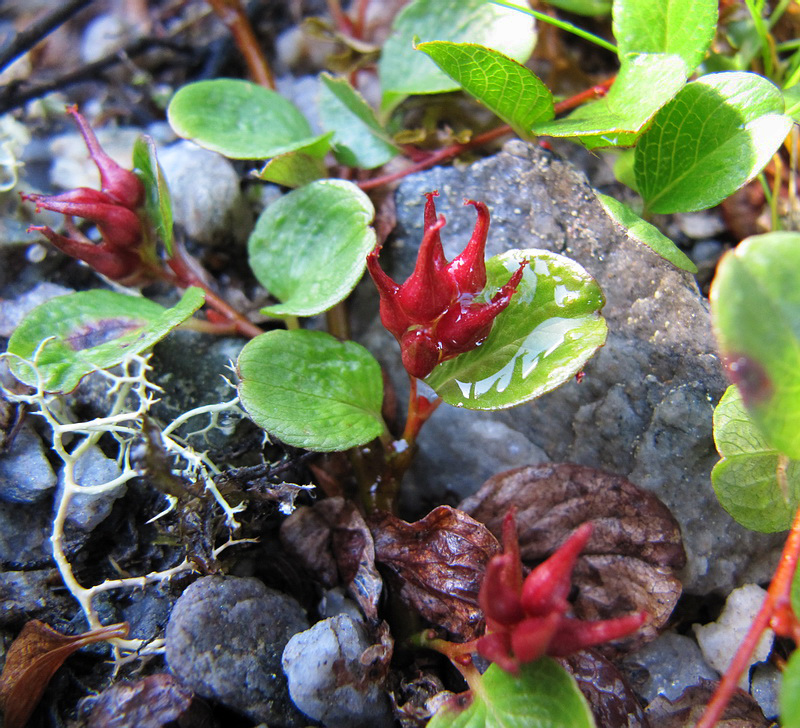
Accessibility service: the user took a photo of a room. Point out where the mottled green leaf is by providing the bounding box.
[781,649,800,727]
[635,72,793,213]
[168,79,332,160]
[319,73,398,169]
[379,0,535,111]
[532,53,688,146]
[428,660,595,728]
[132,135,173,255]
[712,385,800,533]
[254,152,327,188]
[425,250,606,410]
[237,329,385,451]
[596,194,697,272]
[711,232,800,459]
[613,0,717,73]
[7,288,205,393]
[417,42,553,138]
[248,180,375,317]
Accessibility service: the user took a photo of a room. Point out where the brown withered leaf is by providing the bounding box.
[280,496,383,621]
[460,463,686,653]
[370,506,501,640]
[644,680,770,728]
[558,649,650,728]
[88,673,214,728]
[0,620,128,728]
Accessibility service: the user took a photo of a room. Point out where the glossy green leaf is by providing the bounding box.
[7,288,205,393]
[378,0,535,111]
[613,0,717,73]
[711,232,800,459]
[254,152,327,188]
[417,42,553,138]
[532,53,688,146]
[425,250,606,410]
[248,180,375,317]
[237,329,385,451]
[784,84,800,124]
[132,135,174,255]
[319,73,398,169]
[545,0,611,15]
[635,72,793,214]
[167,79,332,160]
[781,649,800,728]
[428,660,595,728]
[712,385,800,533]
[596,194,697,273]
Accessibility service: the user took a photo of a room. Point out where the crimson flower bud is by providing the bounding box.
[367,191,526,379]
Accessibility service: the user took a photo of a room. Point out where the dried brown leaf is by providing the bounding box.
[644,680,770,728]
[280,496,383,621]
[558,649,650,728]
[0,620,128,728]
[460,463,686,653]
[87,673,214,728]
[370,506,501,640]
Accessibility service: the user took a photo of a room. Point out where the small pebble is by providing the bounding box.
[59,445,126,531]
[750,662,781,720]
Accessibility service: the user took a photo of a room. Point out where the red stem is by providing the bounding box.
[553,76,614,115]
[696,503,800,728]
[401,375,442,445]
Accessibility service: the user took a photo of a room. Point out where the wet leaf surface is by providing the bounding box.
[461,463,685,653]
[644,680,770,727]
[558,649,650,728]
[0,620,128,728]
[370,506,500,640]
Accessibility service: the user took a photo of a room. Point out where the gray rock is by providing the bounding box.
[0,569,72,627]
[282,614,393,728]
[0,281,73,336]
[0,423,56,504]
[751,662,781,720]
[165,575,308,727]
[59,445,126,531]
[0,499,51,565]
[158,141,252,246]
[363,140,783,594]
[620,632,718,703]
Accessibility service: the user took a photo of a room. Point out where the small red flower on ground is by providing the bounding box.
[367,191,527,379]
[477,510,647,674]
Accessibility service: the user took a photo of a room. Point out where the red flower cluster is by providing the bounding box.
[367,192,526,379]
[21,106,147,283]
[477,511,647,674]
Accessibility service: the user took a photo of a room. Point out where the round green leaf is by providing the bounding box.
[712,386,800,533]
[248,180,376,317]
[635,72,793,214]
[425,250,607,410]
[133,134,174,255]
[7,288,205,393]
[254,152,327,189]
[613,0,718,73]
[167,79,332,160]
[378,0,535,111]
[237,329,385,451]
[781,649,800,727]
[711,232,800,459]
[596,194,697,272]
[417,42,553,139]
[428,660,595,728]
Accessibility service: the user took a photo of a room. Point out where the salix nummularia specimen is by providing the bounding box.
[478,511,647,674]
[21,106,151,284]
[367,191,526,379]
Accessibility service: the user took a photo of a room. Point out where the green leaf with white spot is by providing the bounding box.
[781,646,800,727]
[254,152,327,188]
[319,73,398,169]
[635,72,793,214]
[425,250,606,410]
[132,135,173,255]
[712,385,800,533]
[417,42,553,139]
[7,288,205,393]
[532,53,688,147]
[378,0,535,112]
[168,79,332,160]
[711,232,800,460]
[596,194,697,272]
[237,329,385,451]
[428,660,595,728]
[613,0,718,73]
[248,180,375,317]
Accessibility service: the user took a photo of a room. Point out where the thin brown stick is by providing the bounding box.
[206,0,275,89]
